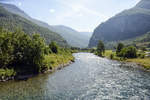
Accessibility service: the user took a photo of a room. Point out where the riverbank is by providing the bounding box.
[104,50,150,70]
[0,52,74,82]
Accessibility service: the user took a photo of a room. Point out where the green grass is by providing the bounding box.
[0,50,74,80]
[104,50,120,60]
[104,50,150,69]
[43,52,74,69]
[126,58,150,69]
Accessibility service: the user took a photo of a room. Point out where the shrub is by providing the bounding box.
[49,41,59,54]
[119,46,137,58]
[116,43,124,56]
[0,28,46,74]
[96,40,105,57]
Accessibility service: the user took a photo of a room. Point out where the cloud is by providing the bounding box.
[49,9,55,13]
[58,1,109,20]
[18,2,22,6]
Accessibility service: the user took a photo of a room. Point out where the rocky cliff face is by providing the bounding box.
[89,0,150,47]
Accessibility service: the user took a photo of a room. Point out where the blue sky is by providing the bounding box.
[6,0,140,32]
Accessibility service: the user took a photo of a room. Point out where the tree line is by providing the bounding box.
[0,27,60,76]
[96,40,137,59]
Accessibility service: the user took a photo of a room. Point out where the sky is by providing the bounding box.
[2,0,141,32]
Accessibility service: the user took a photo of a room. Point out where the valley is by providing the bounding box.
[0,0,150,100]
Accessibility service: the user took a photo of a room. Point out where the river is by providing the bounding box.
[0,53,150,100]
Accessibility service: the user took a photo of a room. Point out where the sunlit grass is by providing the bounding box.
[104,50,150,69]
[44,52,74,69]
[126,58,150,69]
[104,50,120,60]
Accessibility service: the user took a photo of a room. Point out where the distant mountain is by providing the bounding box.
[51,25,92,48]
[0,3,67,46]
[0,3,55,32]
[89,0,150,48]
[1,3,91,48]
[80,32,93,39]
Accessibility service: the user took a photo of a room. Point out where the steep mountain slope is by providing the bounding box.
[89,0,150,47]
[0,3,54,31]
[1,3,91,48]
[51,25,92,48]
[121,31,150,48]
[0,4,67,46]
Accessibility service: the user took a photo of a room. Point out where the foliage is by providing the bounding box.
[49,41,59,54]
[119,46,137,58]
[0,28,47,75]
[0,28,74,80]
[0,6,67,46]
[0,69,16,77]
[96,40,105,56]
[43,50,74,69]
[116,43,124,56]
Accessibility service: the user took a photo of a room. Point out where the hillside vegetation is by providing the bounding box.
[0,5,67,46]
[0,3,92,48]
[0,28,74,81]
[89,0,150,48]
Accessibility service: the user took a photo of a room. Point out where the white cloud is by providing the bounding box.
[49,9,55,13]
[18,2,22,6]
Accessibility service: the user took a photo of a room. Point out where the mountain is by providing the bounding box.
[0,3,67,46]
[51,25,92,48]
[121,31,150,48]
[0,3,54,30]
[1,3,92,48]
[89,0,150,48]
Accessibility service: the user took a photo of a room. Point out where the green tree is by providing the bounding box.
[97,40,105,56]
[119,46,137,58]
[49,41,59,54]
[116,43,124,56]
[0,28,47,74]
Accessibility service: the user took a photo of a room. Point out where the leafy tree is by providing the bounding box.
[116,43,124,56]
[97,40,105,56]
[119,46,137,58]
[49,41,59,54]
[0,28,47,74]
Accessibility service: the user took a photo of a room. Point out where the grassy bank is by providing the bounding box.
[104,50,150,69]
[0,28,74,81]
[0,51,74,81]
[126,58,150,69]
[44,51,74,69]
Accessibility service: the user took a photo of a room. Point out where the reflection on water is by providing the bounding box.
[0,53,150,100]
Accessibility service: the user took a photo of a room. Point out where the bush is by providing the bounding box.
[0,28,47,74]
[119,46,137,58]
[116,43,124,56]
[49,41,59,54]
[96,40,105,57]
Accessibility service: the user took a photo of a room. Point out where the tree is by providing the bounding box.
[0,28,47,74]
[116,43,124,56]
[49,41,59,54]
[97,40,105,56]
[119,46,137,58]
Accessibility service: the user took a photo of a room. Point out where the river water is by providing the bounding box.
[0,53,150,100]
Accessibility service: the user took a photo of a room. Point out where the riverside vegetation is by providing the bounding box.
[0,28,74,81]
[94,40,150,69]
